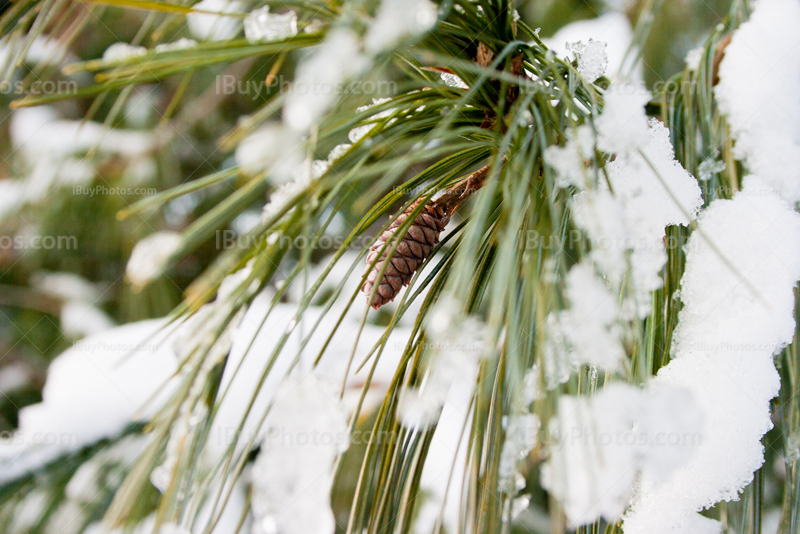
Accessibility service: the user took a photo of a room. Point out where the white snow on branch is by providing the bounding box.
[0,319,180,483]
[542,383,704,528]
[596,82,650,154]
[125,231,182,288]
[103,42,146,61]
[187,0,244,41]
[543,13,642,82]
[11,106,157,159]
[235,123,304,182]
[685,46,703,71]
[557,262,625,369]
[623,177,800,534]
[572,120,702,318]
[284,29,368,132]
[399,298,487,429]
[567,39,608,82]
[440,71,468,89]
[544,125,594,189]
[251,373,349,534]
[365,0,438,53]
[244,6,297,42]
[402,298,488,534]
[715,0,800,205]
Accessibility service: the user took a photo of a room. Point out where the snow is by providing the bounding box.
[326,143,351,162]
[409,347,477,534]
[261,167,310,221]
[558,261,625,369]
[541,313,574,389]
[10,107,156,159]
[545,124,594,189]
[0,179,24,221]
[672,179,800,358]
[0,268,417,526]
[715,0,800,204]
[542,383,703,527]
[596,82,651,154]
[31,271,115,339]
[31,271,105,303]
[154,38,198,53]
[235,123,303,181]
[696,157,725,181]
[365,0,439,53]
[405,298,487,534]
[206,290,411,462]
[244,6,297,42]
[65,435,147,503]
[543,13,642,82]
[14,490,48,531]
[103,43,146,62]
[573,120,703,318]
[0,319,179,483]
[61,300,115,338]
[567,39,608,82]
[151,306,231,492]
[440,72,468,89]
[0,362,33,395]
[499,413,540,486]
[571,188,628,281]
[348,98,395,143]
[685,46,703,71]
[250,373,348,534]
[187,0,244,41]
[0,36,77,67]
[125,231,182,288]
[283,29,368,132]
[397,312,485,427]
[623,177,800,534]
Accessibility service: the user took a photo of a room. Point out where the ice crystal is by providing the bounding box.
[567,39,608,82]
[697,156,725,181]
[244,6,298,42]
[440,71,468,89]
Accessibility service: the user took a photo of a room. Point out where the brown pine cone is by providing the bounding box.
[362,165,490,309]
[363,200,450,309]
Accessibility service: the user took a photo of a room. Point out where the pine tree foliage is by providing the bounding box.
[1,0,800,534]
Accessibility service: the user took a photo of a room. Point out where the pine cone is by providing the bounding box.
[362,166,490,309]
